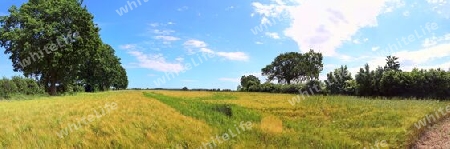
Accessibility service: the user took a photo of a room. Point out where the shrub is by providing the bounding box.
[0,77,18,99]
[25,78,45,95]
[11,76,28,94]
[73,85,85,93]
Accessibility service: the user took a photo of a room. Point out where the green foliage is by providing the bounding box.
[0,0,128,96]
[0,76,45,99]
[384,55,401,72]
[240,75,261,91]
[325,65,353,95]
[0,77,18,99]
[262,49,323,84]
[82,44,128,92]
[354,56,450,99]
[24,78,45,95]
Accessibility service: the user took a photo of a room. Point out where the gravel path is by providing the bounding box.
[412,116,450,149]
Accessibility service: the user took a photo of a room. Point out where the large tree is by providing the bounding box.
[261,49,323,84]
[0,0,118,95]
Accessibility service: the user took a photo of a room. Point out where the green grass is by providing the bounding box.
[147,90,450,148]
[0,90,448,148]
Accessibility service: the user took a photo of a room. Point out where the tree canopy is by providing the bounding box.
[0,0,128,95]
[261,49,323,84]
[240,75,261,91]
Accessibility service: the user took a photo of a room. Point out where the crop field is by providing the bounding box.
[0,90,448,148]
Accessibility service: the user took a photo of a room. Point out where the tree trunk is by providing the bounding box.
[48,71,58,96]
[49,78,57,96]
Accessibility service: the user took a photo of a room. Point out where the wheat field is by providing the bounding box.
[0,90,447,148]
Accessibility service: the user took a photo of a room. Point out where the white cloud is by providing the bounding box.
[422,34,450,47]
[184,39,207,48]
[200,47,214,53]
[120,44,138,50]
[154,36,180,41]
[265,32,280,39]
[372,46,380,51]
[153,29,175,35]
[252,1,287,18]
[423,37,439,47]
[427,0,450,18]
[261,17,271,25]
[353,43,450,73]
[253,0,405,56]
[395,43,450,65]
[255,41,264,44]
[183,39,249,61]
[120,44,185,73]
[216,52,249,61]
[219,78,240,83]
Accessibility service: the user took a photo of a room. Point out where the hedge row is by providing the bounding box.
[0,76,45,99]
[356,68,450,100]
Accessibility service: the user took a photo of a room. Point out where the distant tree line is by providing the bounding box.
[239,51,450,100]
[0,0,128,96]
[326,56,450,99]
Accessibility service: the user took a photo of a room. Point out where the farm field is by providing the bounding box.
[0,90,448,148]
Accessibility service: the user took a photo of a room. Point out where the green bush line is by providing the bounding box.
[0,76,45,100]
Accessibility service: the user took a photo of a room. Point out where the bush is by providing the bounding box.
[0,76,45,99]
[0,77,18,99]
[25,78,45,95]
[11,76,28,94]
[73,85,85,92]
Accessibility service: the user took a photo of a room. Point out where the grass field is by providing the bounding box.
[0,90,448,148]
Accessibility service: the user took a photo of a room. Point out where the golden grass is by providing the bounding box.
[151,90,214,98]
[151,90,450,148]
[260,115,283,133]
[1,90,448,148]
[0,91,212,148]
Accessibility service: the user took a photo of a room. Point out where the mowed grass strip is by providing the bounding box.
[0,91,213,148]
[150,90,450,148]
[144,92,264,148]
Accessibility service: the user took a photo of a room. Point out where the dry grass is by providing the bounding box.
[0,91,212,148]
[0,90,448,148]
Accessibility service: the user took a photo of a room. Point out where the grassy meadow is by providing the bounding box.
[0,90,448,148]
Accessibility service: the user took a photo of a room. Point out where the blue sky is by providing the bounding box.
[1,0,449,90]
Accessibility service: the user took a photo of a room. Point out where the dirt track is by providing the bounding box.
[412,116,450,149]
